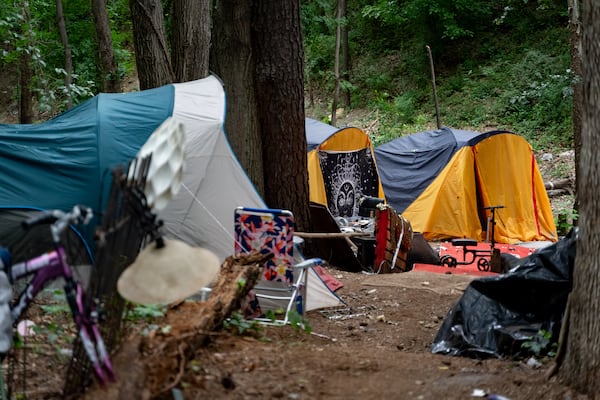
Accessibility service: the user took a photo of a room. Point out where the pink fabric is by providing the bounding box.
[314,265,344,291]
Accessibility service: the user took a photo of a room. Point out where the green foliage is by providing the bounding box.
[40,288,69,309]
[303,0,573,153]
[127,304,167,322]
[31,320,74,349]
[286,310,312,334]
[555,207,578,237]
[14,289,77,358]
[302,0,339,95]
[37,69,96,114]
[521,329,557,357]
[263,309,312,333]
[223,311,263,336]
[107,0,135,81]
[0,0,136,118]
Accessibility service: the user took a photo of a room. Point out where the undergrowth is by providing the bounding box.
[307,27,574,154]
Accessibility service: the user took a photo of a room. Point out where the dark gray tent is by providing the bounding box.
[374,127,478,214]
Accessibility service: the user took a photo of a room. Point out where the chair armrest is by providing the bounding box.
[292,258,322,270]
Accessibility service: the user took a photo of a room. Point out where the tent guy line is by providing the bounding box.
[171,182,238,246]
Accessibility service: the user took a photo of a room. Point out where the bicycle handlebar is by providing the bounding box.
[22,205,93,229]
[21,205,93,243]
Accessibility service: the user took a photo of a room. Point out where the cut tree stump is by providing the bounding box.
[80,252,270,400]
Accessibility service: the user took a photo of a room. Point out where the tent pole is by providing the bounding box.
[426,45,442,129]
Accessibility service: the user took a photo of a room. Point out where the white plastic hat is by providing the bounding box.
[117,239,220,305]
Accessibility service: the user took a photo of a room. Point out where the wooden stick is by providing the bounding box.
[295,231,371,238]
[426,45,442,129]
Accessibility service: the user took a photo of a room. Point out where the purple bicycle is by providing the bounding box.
[0,205,115,387]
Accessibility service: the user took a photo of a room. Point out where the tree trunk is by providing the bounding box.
[569,0,582,214]
[92,0,122,93]
[129,0,174,89]
[330,1,342,126]
[341,0,350,108]
[18,51,33,124]
[56,0,73,108]
[251,0,311,232]
[171,0,210,82]
[558,0,600,395]
[210,1,264,196]
[18,2,33,124]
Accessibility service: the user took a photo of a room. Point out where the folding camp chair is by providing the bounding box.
[234,206,322,326]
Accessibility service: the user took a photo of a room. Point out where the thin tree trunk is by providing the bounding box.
[340,0,350,108]
[210,1,264,196]
[251,0,311,233]
[129,0,174,89]
[330,1,342,126]
[18,2,33,123]
[172,0,210,82]
[92,0,121,93]
[558,0,600,396]
[56,0,73,108]
[19,51,33,124]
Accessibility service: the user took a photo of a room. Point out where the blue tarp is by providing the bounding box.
[0,85,174,215]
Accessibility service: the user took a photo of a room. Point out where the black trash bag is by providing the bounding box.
[431,228,577,358]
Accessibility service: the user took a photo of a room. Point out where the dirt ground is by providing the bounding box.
[11,261,586,400]
[103,266,586,400]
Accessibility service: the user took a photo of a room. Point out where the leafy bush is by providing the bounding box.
[303,1,573,152]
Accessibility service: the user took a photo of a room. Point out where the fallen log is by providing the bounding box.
[80,252,269,400]
[544,178,573,191]
[547,188,573,197]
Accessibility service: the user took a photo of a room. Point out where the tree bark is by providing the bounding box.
[210,1,265,196]
[331,1,342,126]
[18,50,33,124]
[92,0,122,93]
[171,0,210,82]
[18,2,33,124]
[569,0,582,213]
[340,0,350,108]
[129,0,174,89]
[558,0,600,395]
[251,0,312,233]
[56,0,73,108]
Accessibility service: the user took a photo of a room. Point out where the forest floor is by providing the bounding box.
[117,267,584,400]
[11,256,587,400]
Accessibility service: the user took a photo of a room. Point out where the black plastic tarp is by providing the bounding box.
[431,229,576,358]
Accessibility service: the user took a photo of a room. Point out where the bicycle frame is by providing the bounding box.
[3,207,115,386]
[9,246,71,321]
